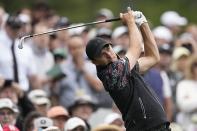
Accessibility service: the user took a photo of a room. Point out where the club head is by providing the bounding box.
[18,36,25,49]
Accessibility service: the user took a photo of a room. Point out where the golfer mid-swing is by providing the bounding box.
[86,8,171,131]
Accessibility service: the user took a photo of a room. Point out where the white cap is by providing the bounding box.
[97,8,114,19]
[34,117,53,129]
[64,117,86,131]
[104,112,122,124]
[152,26,173,42]
[68,23,87,36]
[28,89,50,106]
[112,26,128,39]
[0,98,18,113]
[18,14,31,24]
[172,47,190,60]
[96,28,112,37]
[160,11,188,27]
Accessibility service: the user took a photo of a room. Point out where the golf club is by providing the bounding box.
[18,17,121,49]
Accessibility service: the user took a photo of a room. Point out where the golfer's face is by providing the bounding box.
[93,44,117,65]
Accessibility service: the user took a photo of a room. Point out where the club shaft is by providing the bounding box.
[28,17,121,38]
[18,17,120,49]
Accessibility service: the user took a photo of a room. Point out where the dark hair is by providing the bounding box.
[6,15,23,29]
[23,111,42,131]
[0,79,13,91]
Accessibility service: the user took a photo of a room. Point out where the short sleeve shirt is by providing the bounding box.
[96,57,138,114]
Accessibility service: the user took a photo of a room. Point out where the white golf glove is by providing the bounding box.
[133,11,148,27]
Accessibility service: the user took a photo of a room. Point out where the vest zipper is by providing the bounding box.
[138,97,147,119]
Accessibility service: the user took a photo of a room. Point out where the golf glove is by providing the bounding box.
[134,11,148,27]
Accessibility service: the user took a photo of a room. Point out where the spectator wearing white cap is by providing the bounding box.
[96,8,114,30]
[64,117,86,131]
[33,116,56,131]
[18,13,32,36]
[0,98,18,127]
[88,8,114,40]
[28,89,51,116]
[0,15,37,91]
[68,95,97,131]
[152,26,173,46]
[96,27,112,43]
[160,11,188,36]
[0,79,36,130]
[112,26,129,49]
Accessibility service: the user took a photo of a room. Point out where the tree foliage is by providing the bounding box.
[0,0,196,27]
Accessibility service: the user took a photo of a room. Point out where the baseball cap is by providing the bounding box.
[18,14,31,24]
[96,28,112,38]
[69,95,97,112]
[97,8,114,19]
[34,117,53,129]
[28,89,51,106]
[6,15,23,29]
[0,98,18,113]
[158,44,173,55]
[86,37,110,60]
[68,23,87,36]
[152,26,173,42]
[2,124,19,131]
[47,106,69,118]
[112,26,128,39]
[64,117,86,131]
[160,11,188,27]
[54,17,70,28]
[104,112,122,124]
[172,47,191,60]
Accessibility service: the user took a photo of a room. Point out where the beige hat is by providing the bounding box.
[28,89,51,106]
[172,47,190,60]
[0,98,18,113]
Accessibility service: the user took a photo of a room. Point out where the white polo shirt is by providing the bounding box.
[0,29,37,91]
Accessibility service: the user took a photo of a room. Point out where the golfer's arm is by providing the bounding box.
[138,23,160,74]
[125,22,142,69]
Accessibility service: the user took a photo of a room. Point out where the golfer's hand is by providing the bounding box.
[133,11,148,27]
[120,7,135,26]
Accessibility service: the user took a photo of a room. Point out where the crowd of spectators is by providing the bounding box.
[0,2,196,131]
